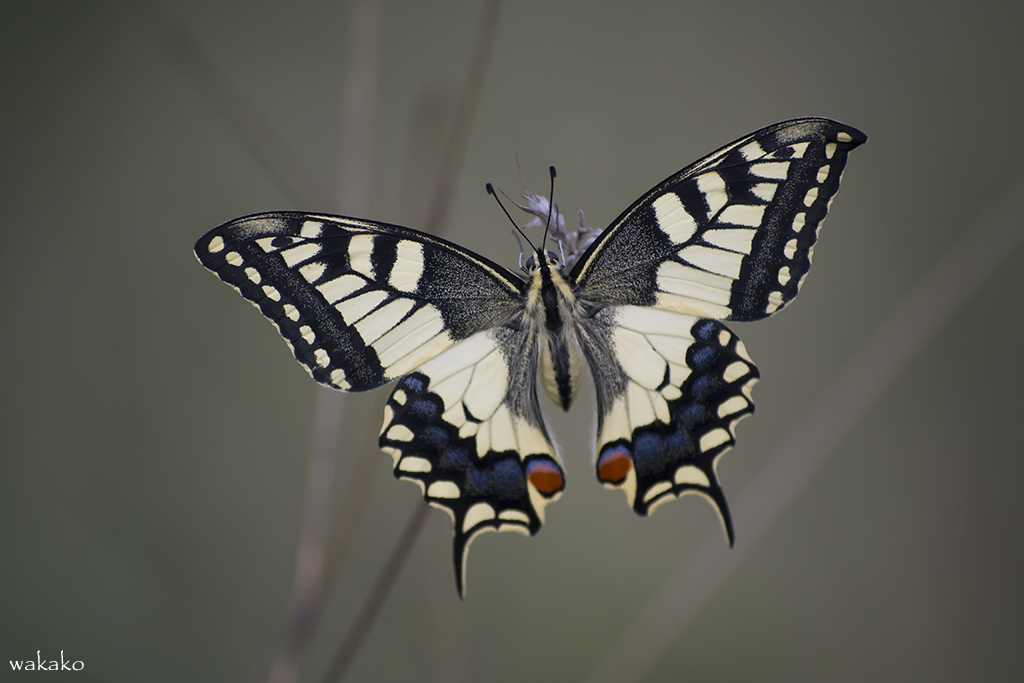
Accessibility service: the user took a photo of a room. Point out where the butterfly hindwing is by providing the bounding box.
[571,118,866,321]
[194,212,524,392]
[378,328,565,597]
[579,306,758,538]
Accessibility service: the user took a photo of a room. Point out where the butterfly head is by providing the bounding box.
[523,249,563,273]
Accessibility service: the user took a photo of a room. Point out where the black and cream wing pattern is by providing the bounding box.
[195,117,865,596]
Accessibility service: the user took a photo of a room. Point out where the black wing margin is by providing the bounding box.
[571,118,866,321]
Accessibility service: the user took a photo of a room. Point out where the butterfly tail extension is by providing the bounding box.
[584,309,757,544]
[378,330,566,597]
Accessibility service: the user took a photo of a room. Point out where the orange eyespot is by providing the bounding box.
[597,447,633,484]
[526,460,564,496]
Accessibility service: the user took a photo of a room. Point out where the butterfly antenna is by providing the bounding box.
[487,182,536,252]
[541,165,556,252]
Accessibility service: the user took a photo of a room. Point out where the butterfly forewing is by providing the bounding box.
[195,212,525,391]
[571,118,866,321]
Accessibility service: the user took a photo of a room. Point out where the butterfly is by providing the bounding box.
[195,117,865,596]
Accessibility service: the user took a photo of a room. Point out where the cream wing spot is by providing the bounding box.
[499,509,530,524]
[817,164,831,182]
[300,325,315,344]
[643,481,672,503]
[336,289,389,325]
[717,395,748,417]
[751,183,778,202]
[374,305,448,370]
[427,481,460,499]
[262,285,281,302]
[283,303,300,321]
[245,267,261,284]
[318,274,368,304]
[717,204,765,228]
[299,261,327,284]
[661,384,682,401]
[653,192,699,242]
[256,237,282,253]
[696,173,727,216]
[389,240,425,293]
[314,349,330,368]
[784,239,798,259]
[208,235,225,253]
[804,187,819,207]
[737,140,766,160]
[659,262,733,294]
[700,428,730,453]
[792,212,807,233]
[281,242,321,267]
[354,298,417,345]
[751,161,789,180]
[348,234,375,278]
[723,361,749,383]
[656,292,731,320]
[387,424,414,442]
[225,251,242,267]
[299,220,323,238]
[679,245,743,279]
[703,227,757,253]
[463,503,497,533]
[656,262,730,304]
[674,466,711,487]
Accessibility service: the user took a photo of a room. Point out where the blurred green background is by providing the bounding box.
[3,0,1023,681]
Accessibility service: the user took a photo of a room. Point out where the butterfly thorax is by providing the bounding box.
[524,251,584,411]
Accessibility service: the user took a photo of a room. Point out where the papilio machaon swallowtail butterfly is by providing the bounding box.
[195,117,865,596]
